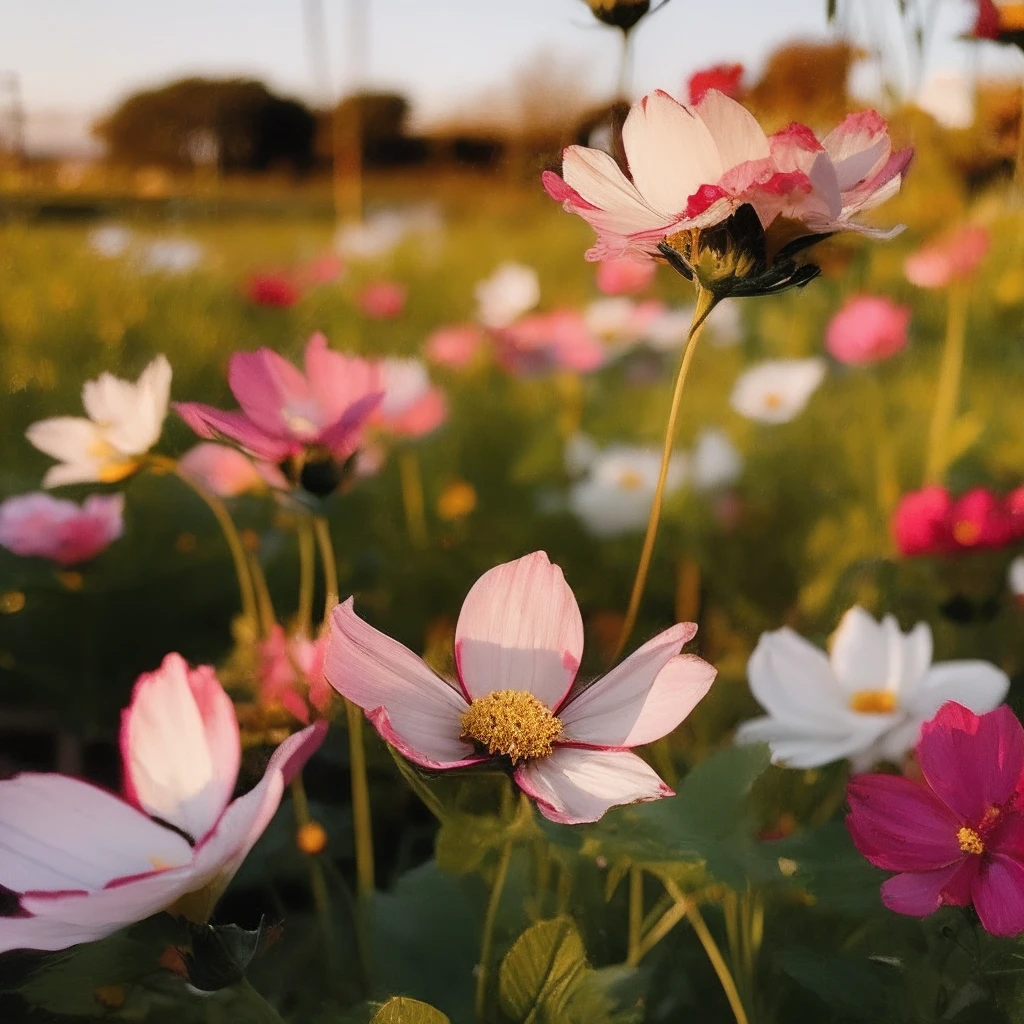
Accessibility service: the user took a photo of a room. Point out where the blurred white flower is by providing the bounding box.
[915,74,974,130]
[569,443,687,537]
[335,206,442,261]
[26,356,172,487]
[475,262,540,328]
[641,300,743,353]
[691,428,743,491]
[730,358,826,424]
[88,225,132,258]
[735,606,1009,771]
[564,433,600,476]
[140,238,204,274]
[705,300,743,348]
[585,298,664,353]
[1010,556,1024,599]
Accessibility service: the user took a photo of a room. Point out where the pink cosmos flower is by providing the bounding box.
[0,492,124,566]
[245,272,303,308]
[0,653,325,953]
[495,311,606,376]
[847,702,1024,936]
[372,358,447,438]
[688,63,744,105]
[425,324,485,368]
[543,89,911,264]
[259,626,333,725]
[893,486,1022,556]
[325,552,717,824]
[825,295,911,365]
[358,280,407,319]
[297,253,345,287]
[178,443,287,497]
[596,258,657,295]
[175,333,383,481]
[904,225,990,288]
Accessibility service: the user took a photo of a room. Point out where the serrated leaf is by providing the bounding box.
[370,995,451,1023]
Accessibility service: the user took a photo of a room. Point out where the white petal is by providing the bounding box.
[0,774,191,894]
[729,359,826,424]
[560,625,715,746]
[41,461,104,488]
[695,89,770,170]
[562,145,671,233]
[905,661,1010,722]
[735,716,888,769]
[514,747,672,824]
[829,606,895,694]
[455,552,584,709]
[25,417,102,465]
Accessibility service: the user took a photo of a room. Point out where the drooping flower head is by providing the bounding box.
[0,653,325,953]
[0,492,124,566]
[27,355,172,487]
[825,295,911,365]
[544,89,911,298]
[735,606,1009,770]
[175,333,383,498]
[893,485,1024,557]
[581,0,651,31]
[847,702,1024,936]
[326,552,716,824]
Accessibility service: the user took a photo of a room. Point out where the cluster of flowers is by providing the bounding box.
[894,484,1024,557]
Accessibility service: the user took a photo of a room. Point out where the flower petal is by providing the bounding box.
[174,403,294,462]
[904,661,1010,723]
[304,333,383,427]
[880,861,975,918]
[695,88,770,171]
[228,347,310,438]
[974,855,1024,936]
[918,703,1024,823]
[846,773,962,871]
[0,773,191,894]
[735,715,890,769]
[514,747,672,825]
[560,625,715,746]
[121,654,240,842]
[326,599,476,768]
[454,552,584,708]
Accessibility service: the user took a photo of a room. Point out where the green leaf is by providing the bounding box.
[499,918,589,1023]
[774,946,900,1020]
[370,996,452,1023]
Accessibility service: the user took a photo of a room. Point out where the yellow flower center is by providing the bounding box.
[849,689,897,714]
[957,826,984,856]
[618,469,646,491]
[763,392,783,410]
[460,689,563,763]
[952,520,981,546]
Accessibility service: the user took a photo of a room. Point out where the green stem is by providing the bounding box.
[924,284,968,485]
[312,514,339,622]
[297,515,316,637]
[398,448,428,548]
[345,698,376,901]
[635,890,693,962]
[684,900,751,1024]
[475,827,516,1021]
[626,867,644,967]
[248,551,276,640]
[610,286,717,664]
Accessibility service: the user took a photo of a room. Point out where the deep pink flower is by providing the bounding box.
[0,492,124,565]
[425,324,485,368]
[325,552,716,824]
[544,89,912,263]
[495,311,606,376]
[358,280,407,319]
[904,225,990,288]
[893,486,1021,556]
[0,653,325,953]
[175,333,383,471]
[178,443,286,496]
[259,625,333,725]
[688,63,744,105]
[825,295,910,365]
[595,258,657,295]
[372,358,447,438]
[245,272,303,308]
[847,702,1024,936]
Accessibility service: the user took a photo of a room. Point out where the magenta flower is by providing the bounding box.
[825,295,910,366]
[893,485,1023,556]
[0,653,325,953]
[175,333,383,494]
[0,492,124,566]
[325,552,716,824]
[847,702,1024,936]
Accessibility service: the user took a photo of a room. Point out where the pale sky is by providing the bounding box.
[2,0,1017,155]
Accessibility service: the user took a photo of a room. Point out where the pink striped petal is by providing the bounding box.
[121,654,240,843]
[515,747,673,825]
[973,854,1024,936]
[454,552,584,709]
[880,859,976,917]
[559,625,715,747]
[326,599,477,768]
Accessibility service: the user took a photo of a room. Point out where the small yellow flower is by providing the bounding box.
[437,480,477,520]
[297,821,329,855]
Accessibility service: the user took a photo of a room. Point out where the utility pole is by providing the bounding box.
[0,72,26,165]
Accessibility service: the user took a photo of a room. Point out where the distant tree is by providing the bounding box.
[94,77,316,172]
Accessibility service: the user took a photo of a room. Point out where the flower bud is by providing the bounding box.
[582,0,650,30]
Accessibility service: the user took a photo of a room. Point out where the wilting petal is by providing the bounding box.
[121,655,240,842]
[327,599,477,768]
[174,403,294,462]
[455,552,584,709]
[560,625,715,746]
[973,855,1024,937]
[0,774,191,894]
[918,703,1024,823]
[904,662,1009,725]
[514,747,673,825]
[846,773,962,872]
[880,861,975,917]
[228,348,310,438]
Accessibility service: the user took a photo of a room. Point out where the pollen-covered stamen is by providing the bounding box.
[849,689,897,714]
[460,689,563,763]
[957,826,984,856]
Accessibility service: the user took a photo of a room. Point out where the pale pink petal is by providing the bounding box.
[514,747,672,825]
[560,625,715,746]
[694,89,770,171]
[228,348,310,438]
[303,333,383,426]
[0,774,191,894]
[454,552,584,708]
[821,110,891,189]
[174,402,294,462]
[327,599,477,768]
[880,860,976,917]
[558,147,669,233]
[316,390,385,460]
[120,654,240,842]
[178,443,265,498]
[973,855,1024,936]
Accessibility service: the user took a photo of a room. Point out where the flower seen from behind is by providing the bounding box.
[735,606,1009,770]
[325,552,716,824]
[0,492,124,566]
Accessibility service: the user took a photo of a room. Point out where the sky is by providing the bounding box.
[2,0,1016,156]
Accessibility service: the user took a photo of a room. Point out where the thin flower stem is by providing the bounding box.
[248,551,276,640]
[312,515,339,621]
[684,900,751,1024]
[635,892,694,962]
[475,822,516,1022]
[297,515,316,637]
[610,287,717,664]
[345,697,376,900]
[626,866,644,967]
[924,283,968,485]
[172,465,259,629]
[398,449,429,548]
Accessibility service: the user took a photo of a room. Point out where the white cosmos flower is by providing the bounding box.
[636,300,743,353]
[691,428,743,491]
[26,356,172,487]
[88,225,133,259]
[730,358,826,424]
[735,606,1010,771]
[140,238,203,274]
[569,443,687,538]
[475,262,541,328]
[1010,556,1024,599]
